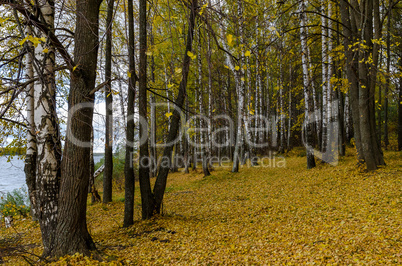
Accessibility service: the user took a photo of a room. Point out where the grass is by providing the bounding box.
[1,149,401,265]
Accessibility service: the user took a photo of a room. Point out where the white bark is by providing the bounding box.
[326,0,333,148]
[24,24,37,220]
[207,25,213,167]
[299,0,310,140]
[33,0,61,254]
[218,0,244,171]
[25,25,36,166]
[321,0,328,151]
[279,53,285,153]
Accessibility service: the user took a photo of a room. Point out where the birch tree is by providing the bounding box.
[299,0,316,169]
[32,0,62,256]
[23,23,37,221]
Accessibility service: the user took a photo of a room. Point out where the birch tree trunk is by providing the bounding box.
[279,54,285,154]
[206,23,213,175]
[321,0,328,152]
[33,0,62,256]
[325,0,335,162]
[307,42,321,150]
[287,65,292,151]
[299,0,316,169]
[23,24,37,221]
[225,0,245,172]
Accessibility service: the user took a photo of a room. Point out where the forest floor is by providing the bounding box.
[1,148,401,265]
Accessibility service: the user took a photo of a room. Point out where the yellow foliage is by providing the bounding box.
[1,151,401,265]
[187,51,197,60]
[227,34,234,47]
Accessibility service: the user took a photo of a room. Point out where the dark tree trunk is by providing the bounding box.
[138,0,155,220]
[150,26,157,178]
[338,88,346,157]
[399,83,402,151]
[202,153,211,177]
[54,0,102,256]
[184,94,190,174]
[103,0,114,204]
[339,0,385,170]
[152,0,198,215]
[339,0,364,162]
[123,0,137,228]
[89,129,98,204]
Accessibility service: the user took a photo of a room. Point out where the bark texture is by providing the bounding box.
[339,0,385,170]
[103,0,115,204]
[23,23,38,221]
[299,0,316,169]
[123,0,137,227]
[138,0,155,219]
[33,0,62,256]
[54,0,102,256]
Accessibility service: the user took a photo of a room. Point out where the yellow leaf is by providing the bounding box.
[227,34,234,47]
[73,65,78,72]
[276,31,281,38]
[165,112,173,118]
[235,65,240,71]
[19,37,28,46]
[168,83,174,88]
[199,3,208,15]
[187,51,197,60]
[145,51,152,56]
[42,48,49,53]
[127,71,131,78]
[175,68,182,74]
[224,65,230,69]
[0,17,9,24]
[245,50,251,57]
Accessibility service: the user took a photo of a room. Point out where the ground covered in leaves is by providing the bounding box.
[1,149,401,265]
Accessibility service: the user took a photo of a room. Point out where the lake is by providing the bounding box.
[0,155,104,195]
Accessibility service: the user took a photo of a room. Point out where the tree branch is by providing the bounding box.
[0,0,75,70]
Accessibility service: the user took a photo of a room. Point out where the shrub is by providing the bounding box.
[95,154,135,191]
[0,187,30,218]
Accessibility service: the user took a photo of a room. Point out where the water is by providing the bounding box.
[0,156,26,195]
[0,155,104,195]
